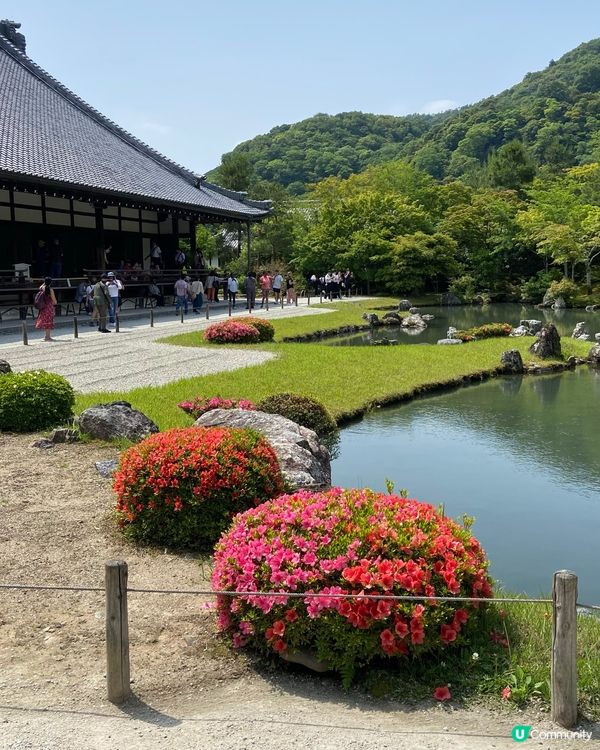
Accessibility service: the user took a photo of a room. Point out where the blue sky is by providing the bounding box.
[3,1,600,174]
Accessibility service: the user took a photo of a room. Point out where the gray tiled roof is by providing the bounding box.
[0,36,271,220]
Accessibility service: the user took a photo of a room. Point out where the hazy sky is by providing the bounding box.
[3,1,599,174]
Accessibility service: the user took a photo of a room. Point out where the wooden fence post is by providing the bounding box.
[150,308,154,328]
[22,321,28,345]
[73,316,79,339]
[205,303,210,320]
[115,314,120,333]
[228,299,232,316]
[180,307,184,323]
[551,569,578,728]
[105,560,130,704]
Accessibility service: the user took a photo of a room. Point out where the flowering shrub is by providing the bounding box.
[213,488,493,685]
[0,370,74,432]
[178,396,256,420]
[204,320,260,344]
[244,317,275,342]
[114,427,284,550]
[454,323,512,342]
[257,393,338,436]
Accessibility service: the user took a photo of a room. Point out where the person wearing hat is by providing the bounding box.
[106,272,124,325]
[93,274,112,332]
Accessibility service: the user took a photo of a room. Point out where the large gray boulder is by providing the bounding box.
[519,319,542,334]
[401,314,427,329]
[552,296,566,310]
[0,359,11,374]
[437,338,462,345]
[440,292,462,306]
[398,299,412,311]
[529,324,562,359]
[382,311,402,325]
[542,288,555,307]
[588,344,600,366]
[510,325,529,337]
[500,350,524,373]
[572,322,591,340]
[362,313,379,325]
[194,409,331,490]
[77,401,159,442]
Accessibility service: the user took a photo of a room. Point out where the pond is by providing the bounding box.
[326,303,600,346]
[331,367,600,602]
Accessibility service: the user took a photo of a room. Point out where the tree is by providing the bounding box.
[386,232,459,293]
[216,152,254,191]
[486,141,536,191]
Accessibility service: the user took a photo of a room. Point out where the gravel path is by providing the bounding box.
[0,303,332,393]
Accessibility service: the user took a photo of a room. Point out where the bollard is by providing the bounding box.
[551,570,578,728]
[295,294,298,307]
[150,308,154,327]
[307,294,310,306]
[115,315,120,333]
[228,299,232,316]
[180,307,184,324]
[73,316,79,339]
[281,295,284,309]
[22,321,28,346]
[266,296,269,311]
[320,292,323,304]
[206,303,210,320]
[105,560,130,705]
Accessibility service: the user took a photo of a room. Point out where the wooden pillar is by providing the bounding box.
[173,216,179,268]
[246,221,251,275]
[95,205,105,269]
[105,560,130,704]
[551,570,578,728]
[190,219,197,259]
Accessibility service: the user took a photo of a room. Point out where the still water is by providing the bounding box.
[331,368,600,602]
[327,303,600,346]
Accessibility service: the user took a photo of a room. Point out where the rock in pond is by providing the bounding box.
[194,409,331,490]
[421,314,435,322]
[382,312,402,325]
[362,313,379,325]
[519,319,542,334]
[510,325,529,337]
[408,307,420,314]
[552,297,566,310]
[440,292,462,306]
[529,324,562,359]
[500,350,524,373]
[77,401,159,442]
[402,314,427,329]
[588,344,600,366]
[572,322,591,340]
[398,299,412,311]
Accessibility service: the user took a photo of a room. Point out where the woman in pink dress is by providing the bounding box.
[35,277,57,342]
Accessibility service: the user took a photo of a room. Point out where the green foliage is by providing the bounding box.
[485,141,536,191]
[453,323,513,342]
[547,278,580,305]
[0,370,75,432]
[519,269,562,302]
[449,275,477,303]
[244,317,275,342]
[257,392,338,435]
[113,427,285,550]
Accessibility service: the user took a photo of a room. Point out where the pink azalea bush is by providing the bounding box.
[178,396,256,420]
[212,488,493,685]
[204,320,261,344]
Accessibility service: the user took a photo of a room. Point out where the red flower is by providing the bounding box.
[440,624,457,644]
[433,686,451,702]
[272,638,287,653]
[380,629,395,648]
[272,620,286,637]
[285,609,299,623]
[501,686,512,701]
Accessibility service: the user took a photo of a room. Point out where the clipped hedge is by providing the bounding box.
[178,396,256,420]
[257,392,337,436]
[213,488,493,685]
[204,320,260,344]
[114,426,284,550]
[245,317,275,342]
[454,323,512,342]
[0,370,75,432]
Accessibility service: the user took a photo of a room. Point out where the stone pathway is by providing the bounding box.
[0,301,335,393]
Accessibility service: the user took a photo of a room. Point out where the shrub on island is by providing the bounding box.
[114,426,284,550]
[0,370,75,432]
[204,320,261,344]
[178,396,256,420]
[257,393,337,436]
[454,323,512,342]
[213,488,493,685]
[244,317,275,342]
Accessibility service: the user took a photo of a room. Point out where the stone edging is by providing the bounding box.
[282,321,388,343]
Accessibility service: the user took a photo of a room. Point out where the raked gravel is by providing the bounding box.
[0,302,333,393]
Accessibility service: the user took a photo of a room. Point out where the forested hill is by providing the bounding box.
[211,38,600,191]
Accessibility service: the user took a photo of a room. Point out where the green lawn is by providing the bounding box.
[75,300,591,429]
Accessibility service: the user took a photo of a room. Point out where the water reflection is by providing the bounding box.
[332,368,600,601]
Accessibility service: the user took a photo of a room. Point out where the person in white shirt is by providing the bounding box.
[191,277,204,313]
[272,271,283,302]
[227,275,239,308]
[174,275,190,314]
[106,272,123,324]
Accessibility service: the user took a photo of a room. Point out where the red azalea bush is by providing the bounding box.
[114,427,284,550]
[204,320,261,344]
[244,317,275,342]
[178,396,256,420]
[213,488,493,685]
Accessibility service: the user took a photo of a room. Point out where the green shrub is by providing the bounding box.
[257,392,338,436]
[520,270,561,303]
[448,275,477,304]
[454,323,512,342]
[113,426,285,550]
[0,370,75,432]
[245,317,275,342]
[547,279,579,306]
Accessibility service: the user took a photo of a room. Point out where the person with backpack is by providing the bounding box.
[34,277,57,342]
[93,274,112,332]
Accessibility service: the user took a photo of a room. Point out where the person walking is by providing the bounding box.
[191,276,204,313]
[35,277,57,342]
[245,272,257,310]
[227,274,239,308]
[272,270,283,303]
[147,240,162,269]
[93,274,112,332]
[286,272,296,304]
[259,271,271,308]
[205,270,216,302]
[174,274,189,315]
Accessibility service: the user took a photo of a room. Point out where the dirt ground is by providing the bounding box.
[0,433,597,749]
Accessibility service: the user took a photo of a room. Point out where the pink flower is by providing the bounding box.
[272,620,286,637]
[440,624,457,644]
[433,685,451,702]
[501,686,512,701]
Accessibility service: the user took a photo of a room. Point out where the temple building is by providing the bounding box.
[0,20,271,277]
